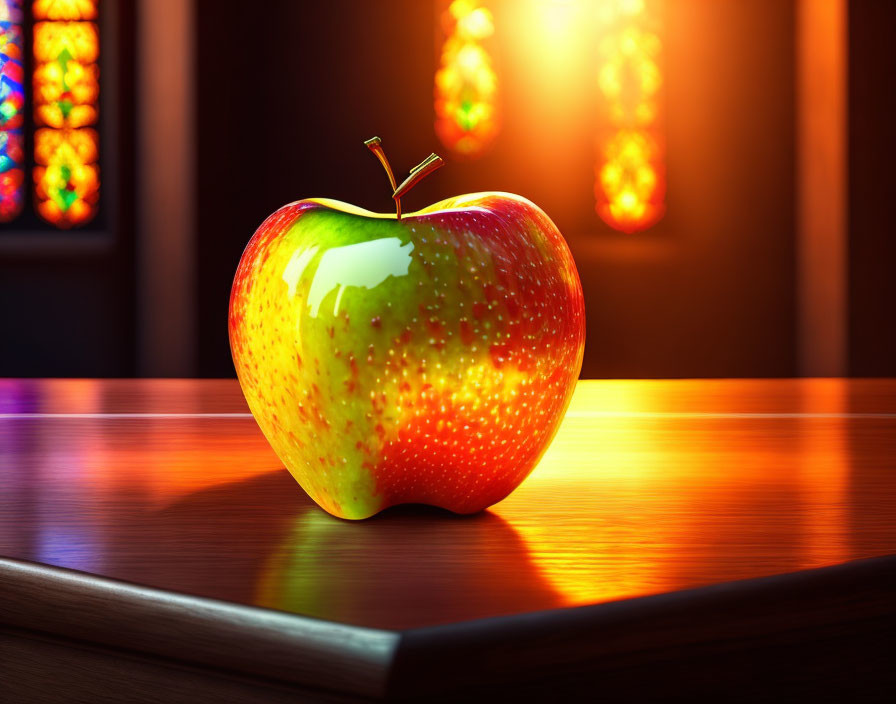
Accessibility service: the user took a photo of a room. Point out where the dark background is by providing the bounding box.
[848,1,896,377]
[0,0,893,379]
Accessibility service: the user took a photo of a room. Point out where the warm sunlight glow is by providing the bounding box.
[595,0,664,233]
[32,0,99,227]
[435,0,499,159]
[0,0,24,222]
[32,0,95,20]
[494,380,855,607]
[797,379,848,567]
[494,381,674,604]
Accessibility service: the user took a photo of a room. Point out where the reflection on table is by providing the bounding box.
[1,378,894,629]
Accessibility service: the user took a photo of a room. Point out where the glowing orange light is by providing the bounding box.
[32,0,96,20]
[32,0,99,227]
[494,380,853,607]
[595,0,664,233]
[434,0,499,159]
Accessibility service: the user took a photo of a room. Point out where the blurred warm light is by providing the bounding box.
[494,380,853,607]
[536,0,578,35]
[797,379,848,567]
[0,0,24,222]
[434,0,499,159]
[494,381,673,604]
[595,0,664,233]
[32,0,99,227]
[32,0,95,20]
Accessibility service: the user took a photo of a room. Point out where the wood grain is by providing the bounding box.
[1,378,895,700]
[1,378,895,630]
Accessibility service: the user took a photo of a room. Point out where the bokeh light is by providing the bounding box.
[434,0,499,159]
[595,0,665,233]
[32,0,99,227]
[0,0,25,222]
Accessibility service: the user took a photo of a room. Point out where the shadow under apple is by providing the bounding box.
[105,469,310,606]
[106,468,561,630]
[254,498,564,630]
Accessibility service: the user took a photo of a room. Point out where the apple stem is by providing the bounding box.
[365,137,444,221]
[364,137,397,191]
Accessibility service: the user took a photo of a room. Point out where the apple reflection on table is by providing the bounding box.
[111,468,564,630]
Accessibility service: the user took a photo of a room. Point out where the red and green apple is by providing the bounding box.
[229,138,585,519]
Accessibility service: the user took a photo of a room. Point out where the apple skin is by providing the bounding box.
[229,192,585,519]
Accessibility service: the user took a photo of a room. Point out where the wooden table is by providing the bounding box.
[2,379,895,701]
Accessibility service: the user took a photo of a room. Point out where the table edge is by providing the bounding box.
[4,554,895,700]
[0,557,398,699]
[388,554,896,698]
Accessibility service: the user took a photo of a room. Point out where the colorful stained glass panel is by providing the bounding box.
[33,21,99,128]
[594,0,665,233]
[0,0,24,222]
[434,0,499,159]
[32,0,96,21]
[32,0,99,227]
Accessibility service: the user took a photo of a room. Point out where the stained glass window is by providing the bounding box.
[434,0,499,159]
[0,0,99,229]
[33,0,99,227]
[0,1,25,222]
[595,0,665,233]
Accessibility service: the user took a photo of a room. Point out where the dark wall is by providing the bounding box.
[196,0,443,377]
[848,1,896,377]
[196,0,798,379]
[0,256,133,376]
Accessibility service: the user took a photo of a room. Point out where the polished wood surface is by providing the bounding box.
[2,378,896,632]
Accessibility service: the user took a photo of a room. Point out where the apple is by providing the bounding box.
[229,137,585,519]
